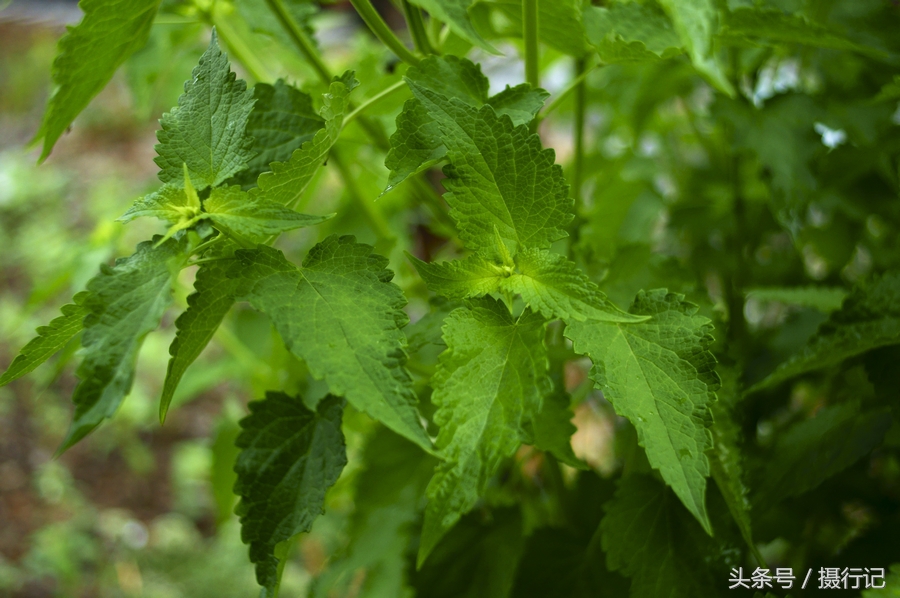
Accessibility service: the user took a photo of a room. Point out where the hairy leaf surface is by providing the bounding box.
[63,236,186,450]
[230,237,432,451]
[566,290,718,532]
[235,393,346,597]
[752,271,900,392]
[420,298,549,564]
[34,0,160,161]
[406,66,570,255]
[0,293,89,387]
[155,32,256,189]
[251,73,357,207]
[387,57,547,191]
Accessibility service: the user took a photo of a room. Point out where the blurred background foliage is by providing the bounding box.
[1,0,899,596]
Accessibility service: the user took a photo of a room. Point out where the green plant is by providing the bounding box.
[3,0,900,596]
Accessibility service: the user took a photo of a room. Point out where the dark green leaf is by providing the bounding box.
[204,185,333,242]
[583,2,684,63]
[235,392,347,596]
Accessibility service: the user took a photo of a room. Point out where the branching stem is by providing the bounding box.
[349,0,421,66]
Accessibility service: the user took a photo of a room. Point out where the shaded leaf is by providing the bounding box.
[205,185,332,242]
[406,0,498,53]
[235,392,347,596]
[583,2,684,63]
[658,0,735,96]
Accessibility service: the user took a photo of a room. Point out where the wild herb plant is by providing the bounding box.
[4,0,900,595]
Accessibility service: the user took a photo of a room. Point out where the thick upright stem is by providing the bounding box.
[522,0,539,88]
[264,0,332,84]
[402,0,435,55]
[349,0,421,66]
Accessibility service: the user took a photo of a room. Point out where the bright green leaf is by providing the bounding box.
[251,73,358,207]
[862,564,900,597]
[600,475,720,598]
[504,249,646,323]
[119,183,197,225]
[235,392,347,597]
[420,298,549,565]
[33,0,160,161]
[566,290,719,533]
[205,185,333,242]
[230,237,433,452]
[155,31,256,190]
[0,292,89,387]
[62,236,187,451]
[658,0,735,96]
[409,254,505,300]
[751,271,900,392]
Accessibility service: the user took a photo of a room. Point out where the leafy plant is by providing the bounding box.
[4,0,900,596]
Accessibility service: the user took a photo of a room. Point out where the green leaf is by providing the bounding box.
[754,402,893,508]
[119,183,197,225]
[62,236,187,451]
[415,508,525,597]
[420,298,549,565]
[231,79,324,188]
[719,7,884,56]
[160,258,237,422]
[210,413,241,526]
[751,271,900,392]
[405,61,571,255]
[251,73,358,207]
[583,2,684,64]
[154,31,256,190]
[862,564,900,597]
[313,427,437,598]
[230,237,433,452]
[532,388,586,470]
[409,254,505,300]
[657,0,735,96]
[0,292,89,387]
[490,0,589,57]
[600,475,720,598]
[503,249,646,323]
[386,57,547,191]
[204,185,333,242]
[235,392,347,597]
[406,0,498,53]
[746,286,847,313]
[33,0,160,161]
[566,290,719,533]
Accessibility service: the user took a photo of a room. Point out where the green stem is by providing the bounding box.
[343,80,408,128]
[264,0,333,84]
[572,56,586,216]
[402,0,435,55]
[349,0,421,66]
[210,15,273,83]
[522,0,539,88]
[330,149,397,248]
[535,60,599,125]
